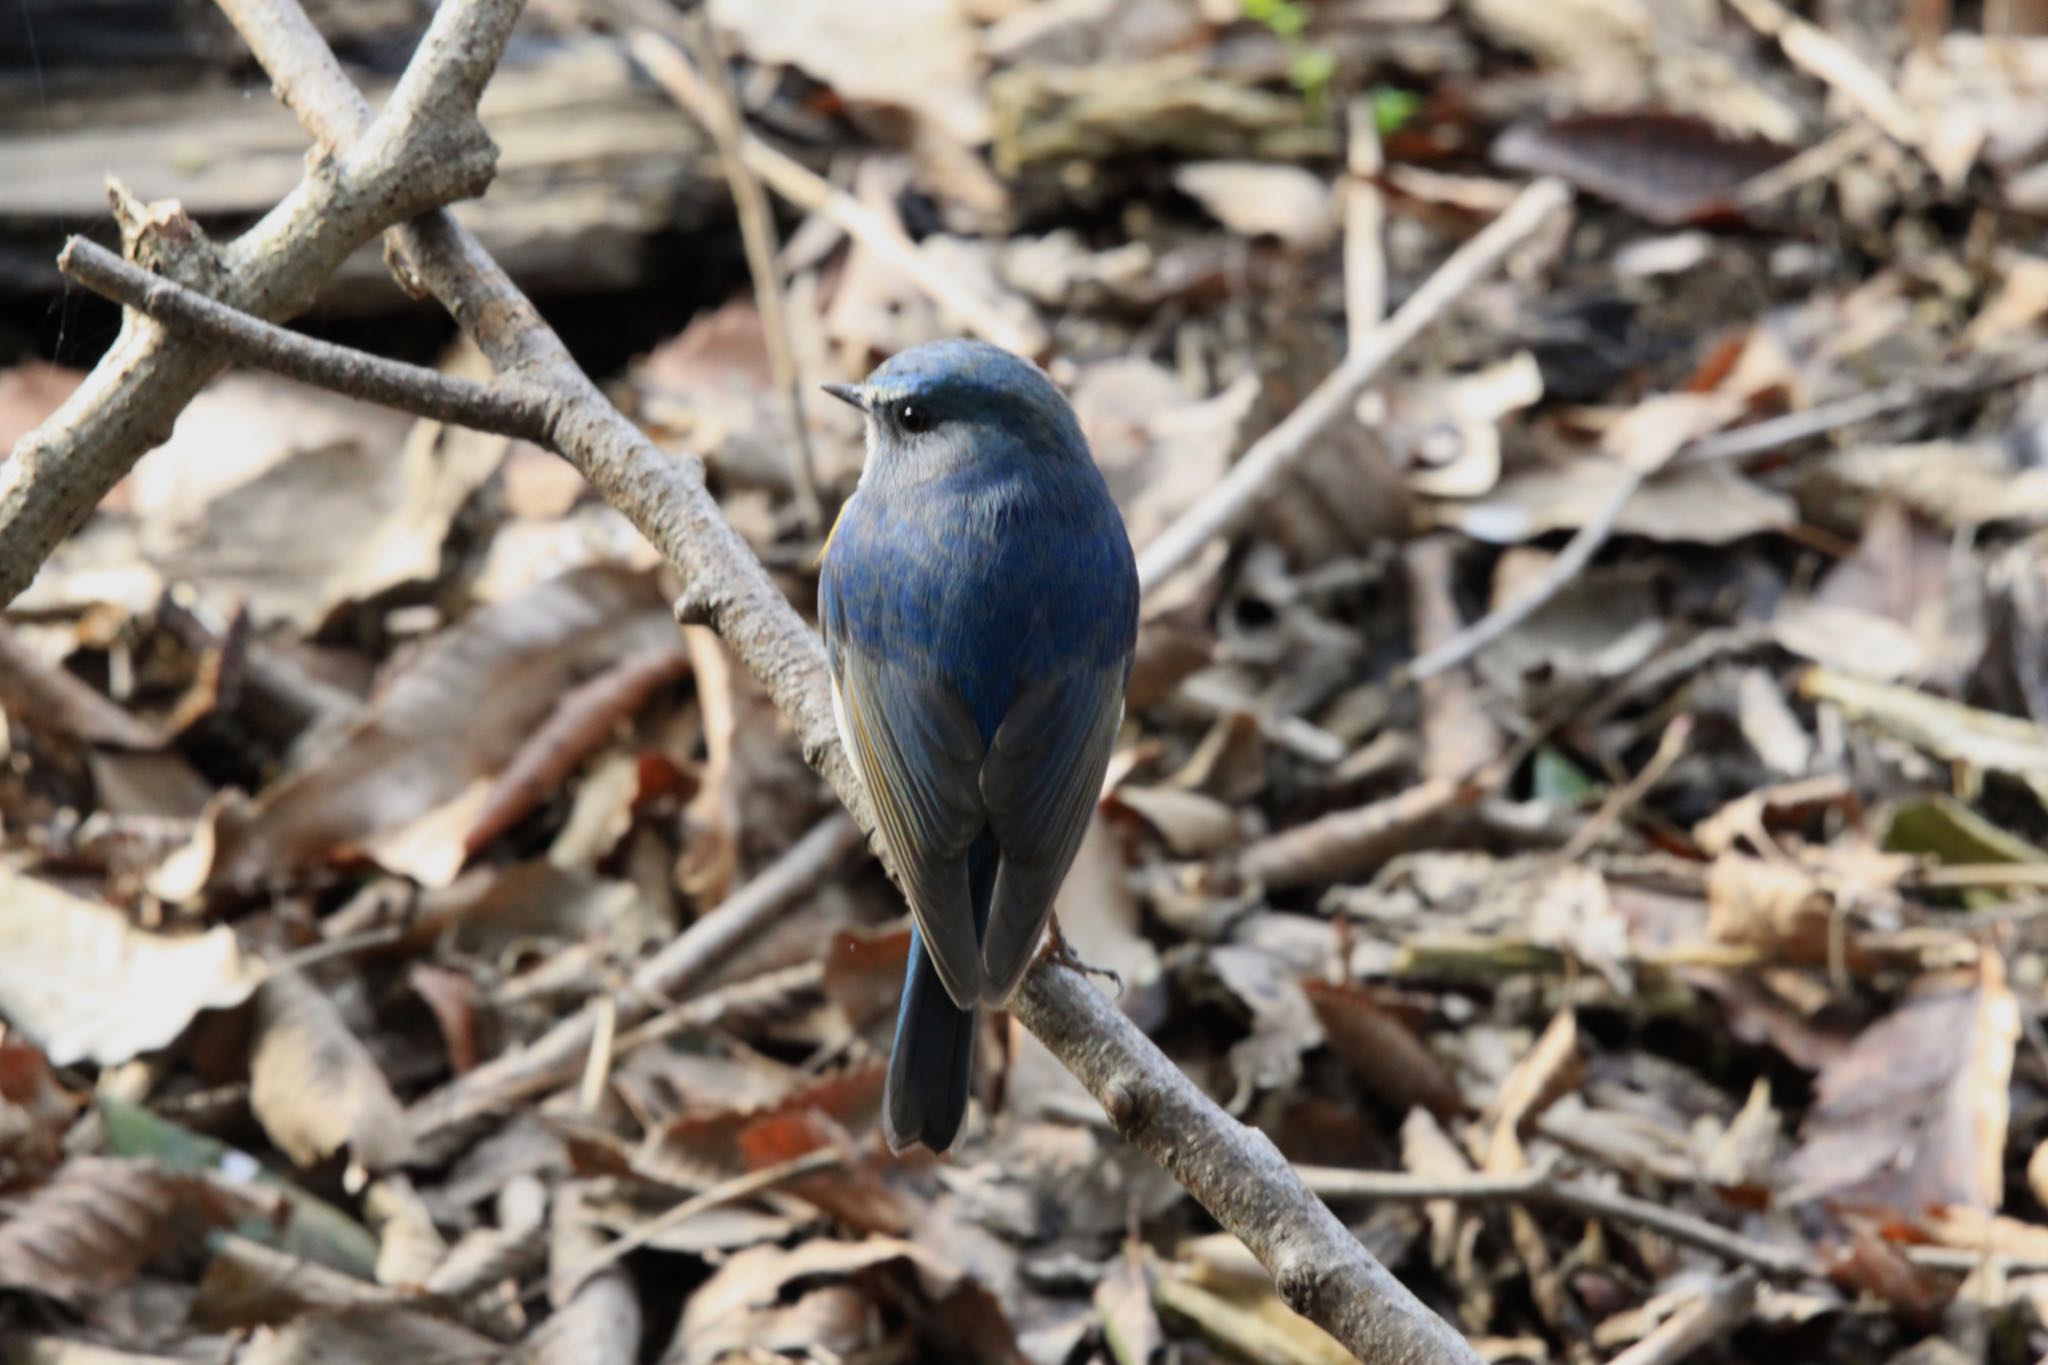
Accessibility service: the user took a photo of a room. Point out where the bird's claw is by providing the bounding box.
[1041,917,1124,994]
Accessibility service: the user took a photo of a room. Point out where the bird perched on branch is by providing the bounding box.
[819,340,1139,1154]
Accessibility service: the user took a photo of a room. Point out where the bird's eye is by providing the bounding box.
[897,403,933,435]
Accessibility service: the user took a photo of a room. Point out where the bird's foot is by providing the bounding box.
[1041,915,1123,994]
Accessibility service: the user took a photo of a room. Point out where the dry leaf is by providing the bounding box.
[1494,114,1793,226]
[1487,1008,1581,1172]
[1173,162,1335,248]
[1303,979,1463,1119]
[234,1306,498,1365]
[1705,855,1834,961]
[0,1045,80,1192]
[1208,945,1323,1111]
[0,1158,241,1305]
[172,566,676,892]
[1783,951,2019,1214]
[1074,359,1259,554]
[710,0,989,145]
[1113,784,1244,856]
[1095,1248,1163,1365]
[1456,462,1794,545]
[0,869,263,1065]
[249,973,413,1172]
[1376,351,1544,500]
[1802,667,2048,807]
[193,1236,402,1329]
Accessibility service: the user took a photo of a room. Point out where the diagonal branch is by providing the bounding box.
[0,0,526,606]
[57,239,556,442]
[18,3,1484,1359]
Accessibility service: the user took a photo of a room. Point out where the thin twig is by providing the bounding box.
[1296,1166,1818,1279]
[624,29,1045,358]
[58,238,556,442]
[407,815,860,1147]
[1136,177,1570,595]
[1343,96,1387,347]
[651,21,823,531]
[551,1147,847,1301]
[1607,1269,1759,1365]
[1559,713,1693,861]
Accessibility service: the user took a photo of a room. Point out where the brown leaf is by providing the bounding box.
[1494,114,1794,226]
[249,972,412,1172]
[175,566,676,892]
[0,1045,81,1193]
[674,1236,1019,1365]
[1784,951,2019,1215]
[1302,979,1463,1120]
[408,965,481,1076]
[0,1158,240,1305]
[193,1236,402,1330]
[234,1306,498,1365]
[462,642,691,859]
[1705,854,1834,961]
[0,868,263,1065]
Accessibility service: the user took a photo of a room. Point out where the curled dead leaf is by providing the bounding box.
[250,972,413,1172]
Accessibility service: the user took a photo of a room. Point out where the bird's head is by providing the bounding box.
[823,339,1089,485]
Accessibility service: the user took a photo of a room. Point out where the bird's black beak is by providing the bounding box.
[821,382,868,413]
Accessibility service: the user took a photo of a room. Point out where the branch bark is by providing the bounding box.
[58,239,555,442]
[15,3,1485,1358]
[0,0,524,606]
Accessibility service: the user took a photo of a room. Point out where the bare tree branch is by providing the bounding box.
[58,239,555,442]
[0,0,525,606]
[15,3,1488,1357]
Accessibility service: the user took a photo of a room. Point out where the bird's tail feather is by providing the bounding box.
[883,832,998,1154]
[883,927,975,1153]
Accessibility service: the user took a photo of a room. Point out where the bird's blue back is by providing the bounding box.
[819,421,1136,742]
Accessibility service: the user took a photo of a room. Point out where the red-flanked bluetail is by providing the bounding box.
[818,340,1139,1154]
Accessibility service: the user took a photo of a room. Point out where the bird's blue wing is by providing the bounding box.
[832,645,989,1009]
[977,664,1126,1004]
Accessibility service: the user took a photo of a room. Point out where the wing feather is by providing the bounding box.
[831,650,987,1008]
[978,667,1126,1004]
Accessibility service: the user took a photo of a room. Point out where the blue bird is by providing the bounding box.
[818,339,1139,1154]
